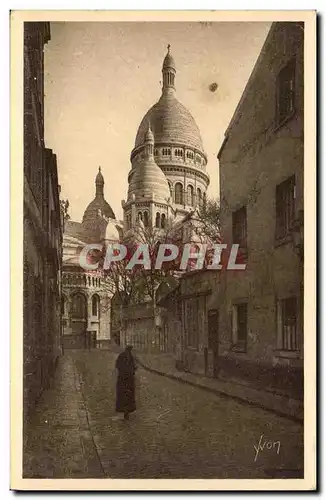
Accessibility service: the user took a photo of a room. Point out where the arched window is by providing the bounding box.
[88,276,91,286]
[161,213,166,229]
[126,214,131,229]
[143,211,149,227]
[197,188,202,206]
[92,294,100,317]
[155,212,161,228]
[71,293,87,319]
[92,277,95,287]
[138,211,143,221]
[203,192,207,207]
[175,183,183,204]
[168,181,173,198]
[187,185,195,206]
[175,149,183,157]
[84,275,87,286]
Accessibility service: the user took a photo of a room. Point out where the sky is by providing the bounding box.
[44,21,271,222]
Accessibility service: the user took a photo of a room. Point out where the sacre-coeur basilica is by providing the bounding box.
[61,46,209,348]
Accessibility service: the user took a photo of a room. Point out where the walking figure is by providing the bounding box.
[115,345,137,420]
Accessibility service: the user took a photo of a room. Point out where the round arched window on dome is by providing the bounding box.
[92,294,100,317]
[187,185,195,206]
[197,188,202,206]
[155,212,161,228]
[161,213,166,229]
[71,293,87,319]
[203,192,207,207]
[143,211,149,227]
[175,183,183,205]
[167,181,173,198]
[125,214,131,229]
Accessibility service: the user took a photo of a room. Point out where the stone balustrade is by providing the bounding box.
[62,273,102,288]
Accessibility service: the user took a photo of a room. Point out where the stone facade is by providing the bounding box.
[61,268,112,349]
[216,22,304,398]
[178,270,223,377]
[23,23,62,423]
[61,169,122,350]
[113,47,212,351]
[167,23,304,400]
[124,47,210,228]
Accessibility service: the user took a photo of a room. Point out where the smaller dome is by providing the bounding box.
[128,162,170,203]
[82,167,116,223]
[144,124,154,143]
[104,219,120,241]
[83,198,115,223]
[128,129,170,204]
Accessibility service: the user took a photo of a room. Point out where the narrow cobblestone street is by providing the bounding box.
[24,350,304,479]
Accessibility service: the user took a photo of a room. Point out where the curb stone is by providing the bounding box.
[135,356,303,424]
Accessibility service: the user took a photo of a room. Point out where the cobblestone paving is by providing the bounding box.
[24,350,304,479]
[75,350,304,479]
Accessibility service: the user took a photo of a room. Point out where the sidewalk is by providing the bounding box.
[23,353,104,478]
[135,352,303,423]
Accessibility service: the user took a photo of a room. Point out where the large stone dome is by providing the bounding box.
[135,92,205,153]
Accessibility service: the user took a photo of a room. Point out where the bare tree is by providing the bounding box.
[131,220,180,305]
[101,198,222,309]
[192,197,221,244]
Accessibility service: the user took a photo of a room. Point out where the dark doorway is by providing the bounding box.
[208,309,219,378]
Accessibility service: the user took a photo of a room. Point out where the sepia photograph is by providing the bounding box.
[10,10,316,491]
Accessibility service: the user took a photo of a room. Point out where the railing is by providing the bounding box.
[62,273,102,288]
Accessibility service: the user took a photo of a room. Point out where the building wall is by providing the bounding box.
[119,301,178,353]
[121,303,156,350]
[157,287,181,356]
[179,270,223,376]
[217,22,304,398]
[23,22,62,424]
[61,270,112,349]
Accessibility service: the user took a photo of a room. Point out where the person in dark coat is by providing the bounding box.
[115,345,137,420]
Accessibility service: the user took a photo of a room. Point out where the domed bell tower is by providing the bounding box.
[123,124,173,234]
